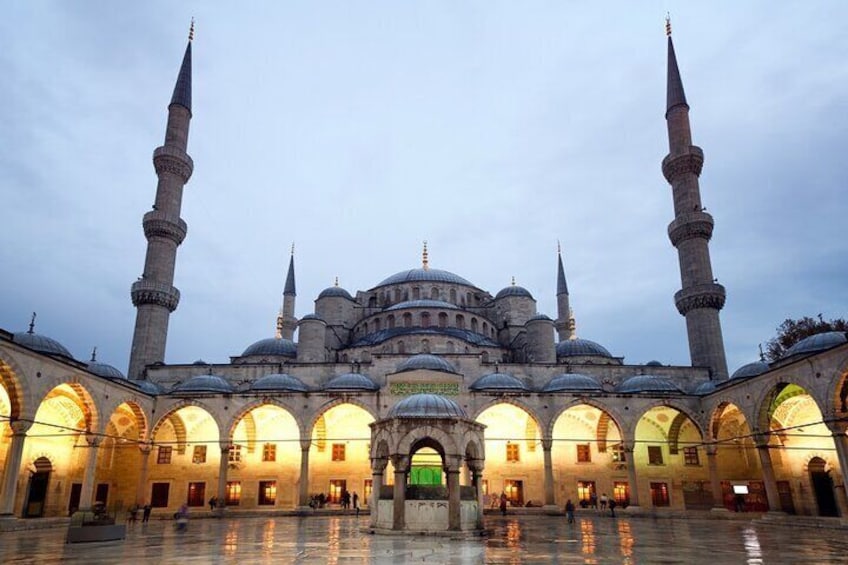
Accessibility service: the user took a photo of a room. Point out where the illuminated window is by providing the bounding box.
[226,481,241,506]
[613,481,629,505]
[229,444,242,463]
[150,482,170,507]
[258,481,277,505]
[576,444,591,463]
[481,479,489,495]
[332,443,346,462]
[157,446,172,464]
[506,443,520,462]
[192,445,207,464]
[187,482,205,507]
[648,445,664,465]
[577,480,595,504]
[364,479,373,504]
[650,482,669,506]
[611,443,626,463]
[683,446,700,466]
[263,443,277,462]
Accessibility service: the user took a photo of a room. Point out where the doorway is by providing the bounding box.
[23,457,52,518]
[809,457,839,517]
[68,483,82,516]
[504,479,524,507]
[329,480,347,504]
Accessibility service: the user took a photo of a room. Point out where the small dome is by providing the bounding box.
[782,331,847,359]
[542,373,603,393]
[387,394,467,419]
[528,314,553,322]
[172,374,234,394]
[12,331,74,359]
[616,375,681,394]
[693,381,716,395]
[299,313,325,322]
[469,372,529,392]
[556,338,613,358]
[645,360,663,367]
[192,359,208,366]
[241,337,297,358]
[374,268,474,288]
[134,380,163,395]
[385,299,458,311]
[324,372,379,391]
[495,286,534,300]
[731,361,769,380]
[87,360,126,380]
[396,354,458,375]
[317,286,354,300]
[251,373,308,392]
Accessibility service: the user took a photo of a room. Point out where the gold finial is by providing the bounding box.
[422,241,429,271]
[557,240,561,254]
[189,18,195,41]
[511,276,516,286]
[90,347,97,362]
[28,312,36,334]
[334,276,339,287]
[290,242,295,256]
[665,13,672,37]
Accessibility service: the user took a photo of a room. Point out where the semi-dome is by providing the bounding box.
[13,331,74,359]
[241,337,297,358]
[693,381,716,395]
[172,374,234,394]
[469,372,529,392]
[324,372,379,391]
[396,354,458,374]
[87,360,126,380]
[387,393,468,419]
[134,380,163,395]
[616,375,681,394]
[374,268,474,289]
[556,338,613,358]
[541,373,603,393]
[385,299,458,311]
[251,373,308,392]
[782,331,847,359]
[317,286,354,300]
[495,286,534,300]
[731,360,769,380]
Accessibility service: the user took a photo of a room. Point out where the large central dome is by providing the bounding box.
[373,268,475,289]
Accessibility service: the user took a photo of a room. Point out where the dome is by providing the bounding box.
[299,313,325,322]
[324,372,379,391]
[374,268,474,289]
[528,314,553,322]
[469,372,529,392]
[251,373,308,392]
[693,381,716,395]
[782,331,847,359]
[241,337,297,358]
[645,360,663,367]
[495,286,534,300]
[541,373,603,393]
[192,359,208,365]
[87,360,126,380]
[387,394,468,419]
[172,374,234,394]
[385,300,458,312]
[134,380,163,395]
[556,338,613,358]
[395,354,458,375]
[616,375,681,394]
[317,286,354,300]
[12,331,74,359]
[731,360,770,380]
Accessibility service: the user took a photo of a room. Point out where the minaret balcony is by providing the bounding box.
[667,211,714,246]
[131,280,181,312]
[674,283,726,316]
[143,211,188,245]
[153,145,194,182]
[662,146,703,183]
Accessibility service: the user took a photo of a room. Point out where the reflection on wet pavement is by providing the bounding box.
[1,513,847,564]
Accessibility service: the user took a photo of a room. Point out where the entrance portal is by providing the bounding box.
[809,457,838,517]
[23,457,52,518]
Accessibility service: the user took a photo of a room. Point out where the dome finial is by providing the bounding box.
[665,13,671,37]
[90,346,97,362]
[290,242,295,257]
[28,312,36,334]
[334,276,339,287]
[758,343,765,362]
[189,17,195,41]
[511,276,516,286]
[557,239,561,254]
[422,240,429,271]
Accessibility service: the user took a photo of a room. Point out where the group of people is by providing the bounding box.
[308,491,360,515]
[126,503,153,524]
[564,492,618,523]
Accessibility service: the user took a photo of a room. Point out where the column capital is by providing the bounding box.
[138,442,153,454]
[85,433,102,448]
[371,457,388,473]
[219,441,232,453]
[704,443,718,456]
[300,439,312,451]
[8,420,31,435]
[825,420,848,436]
[541,438,553,451]
[391,455,409,472]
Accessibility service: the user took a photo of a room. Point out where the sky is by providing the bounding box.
[1,2,846,375]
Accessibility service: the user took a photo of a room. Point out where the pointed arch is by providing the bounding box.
[0,351,29,421]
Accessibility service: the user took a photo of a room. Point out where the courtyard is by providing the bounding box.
[1,513,847,564]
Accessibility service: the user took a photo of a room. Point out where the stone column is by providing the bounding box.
[446,466,461,531]
[471,467,485,530]
[541,438,556,511]
[624,443,640,508]
[79,433,102,511]
[136,443,152,505]
[0,420,30,516]
[706,444,726,510]
[392,456,407,530]
[216,443,230,512]
[755,437,782,512]
[297,440,311,510]
[828,426,848,516]
[370,459,387,529]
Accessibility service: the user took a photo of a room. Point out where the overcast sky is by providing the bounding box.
[1,2,845,376]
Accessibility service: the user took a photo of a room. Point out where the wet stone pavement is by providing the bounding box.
[1,513,847,564]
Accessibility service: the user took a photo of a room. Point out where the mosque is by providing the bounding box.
[1,23,847,531]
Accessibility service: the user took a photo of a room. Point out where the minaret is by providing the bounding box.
[278,244,298,340]
[554,243,573,341]
[662,19,729,379]
[128,23,195,379]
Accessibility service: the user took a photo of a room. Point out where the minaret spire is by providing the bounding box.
[554,243,573,341]
[128,27,196,379]
[661,22,729,379]
[279,246,298,340]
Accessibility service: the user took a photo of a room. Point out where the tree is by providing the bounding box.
[765,315,848,361]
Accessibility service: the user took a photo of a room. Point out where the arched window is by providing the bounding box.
[438,312,448,328]
[481,351,489,363]
[421,312,431,328]
[471,318,478,332]
[412,287,421,300]
[397,341,405,354]
[446,341,455,353]
[431,287,439,300]
[403,313,412,328]
[449,288,457,303]
[387,315,395,329]
[466,292,472,305]
[369,296,377,308]
[482,322,488,334]
[394,289,402,303]
[456,315,465,329]
[374,318,381,331]
[403,289,409,301]
[421,339,430,353]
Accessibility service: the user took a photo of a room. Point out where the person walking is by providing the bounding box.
[589,492,598,511]
[142,504,152,523]
[565,499,575,524]
[175,503,189,531]
[609,498,617,518]
[209,496,217,512]
[353,492,360,516]
[599,493,608,511]
[499,492,508,516]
